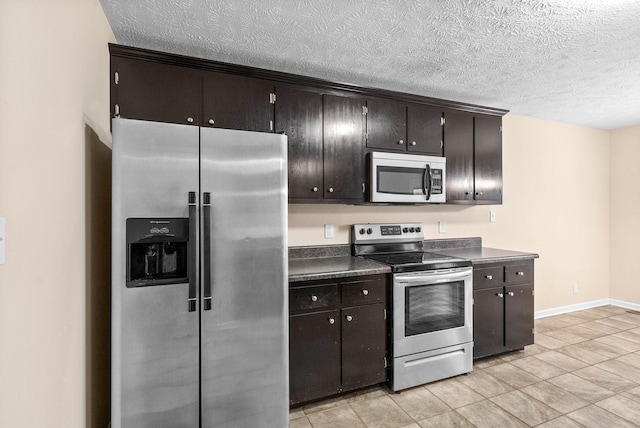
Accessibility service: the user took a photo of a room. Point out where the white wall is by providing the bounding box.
[610,125,640,304]
[289,114,612,311]
[0,1,115,427]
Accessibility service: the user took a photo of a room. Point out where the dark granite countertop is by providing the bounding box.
[431,246,539,265]
[288,238,538,282]
[289,256,390,283]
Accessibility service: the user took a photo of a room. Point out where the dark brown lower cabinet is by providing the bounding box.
[473,260,535,359]
[289,275,387,405]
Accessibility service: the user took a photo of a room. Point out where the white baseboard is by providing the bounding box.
[534,298,640,319]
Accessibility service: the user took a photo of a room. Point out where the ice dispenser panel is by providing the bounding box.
[126,218,189,287]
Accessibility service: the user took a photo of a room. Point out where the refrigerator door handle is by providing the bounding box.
[188,191,197,312]
[203,192,212,311]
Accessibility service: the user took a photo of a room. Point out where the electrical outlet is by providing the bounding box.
[324,224,334,239]
[573,283,579,295]
[438,220,446,234]
[490,210,497,223]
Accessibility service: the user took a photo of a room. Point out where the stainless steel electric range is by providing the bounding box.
[352,222,473,391]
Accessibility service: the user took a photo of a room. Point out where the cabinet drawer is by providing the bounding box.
[341,278,386,306]
[290,284,339,314]
[505,262,534,285]
[473,266,504,289]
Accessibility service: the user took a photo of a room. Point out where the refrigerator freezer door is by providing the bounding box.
[112,119,200,428]
[200,128,288,427]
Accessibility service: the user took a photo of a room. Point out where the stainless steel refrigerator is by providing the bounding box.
[111,118,288,427]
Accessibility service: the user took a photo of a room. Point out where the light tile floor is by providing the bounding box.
[289,305,640,427]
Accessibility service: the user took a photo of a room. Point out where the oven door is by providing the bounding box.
[393,267,472,357]
[370,152,446,203]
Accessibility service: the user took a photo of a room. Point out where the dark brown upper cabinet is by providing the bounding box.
[111,56,202,126]
[274,84,323,201]
[407,103,444,156]
[202,72,274,132]
[474,114,503,204]
[322,94,367,203]
[365,97,406,151]
[443,109,474,202]
[444,110,503,204]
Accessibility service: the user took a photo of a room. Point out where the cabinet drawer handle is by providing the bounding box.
[346,315,353,322]
[398,140,404,145]
[187,117,194,124]
[410,141,417,146]
[328,318,335,325]
[497,293,504,298]
[328,187,334,193]
[312,186,319,192]
[508,291,515,297]
[485,274,493,280]
[362,289,369,296]
[208,119,215,125]
[516,271,525,276]
[311,295,318,302]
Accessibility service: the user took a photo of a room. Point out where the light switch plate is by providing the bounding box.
[0,217,5,265]
[438,220,446,234]
[490,210,497,223]
[324,224,334,239]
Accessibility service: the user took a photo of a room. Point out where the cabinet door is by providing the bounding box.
[473,286,505,359]
[112,57,201,125]
[474,114,503,203]
[407,103,443,155]
[289,310,341,405]
[275,84,323,201]
[341,304,387,389]
[366,97,407,151]
[505,283,534,350]
[443,110,474,202]
[202,72,274,132]
[323,94,366,201]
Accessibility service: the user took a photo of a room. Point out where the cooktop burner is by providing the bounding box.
[351,222,471,273]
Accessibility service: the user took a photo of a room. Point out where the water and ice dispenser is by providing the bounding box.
[126,218,189,287]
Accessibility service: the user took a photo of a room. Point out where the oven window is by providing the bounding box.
[377,166,425,195]
[405,280,465,336]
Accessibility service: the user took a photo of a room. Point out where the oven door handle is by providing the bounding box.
[395,269,471,284]
[423,164,432,200]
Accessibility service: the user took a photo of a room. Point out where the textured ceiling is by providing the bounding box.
[99,0,640,130]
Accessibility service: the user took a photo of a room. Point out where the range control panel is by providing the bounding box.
[352,223,424,244]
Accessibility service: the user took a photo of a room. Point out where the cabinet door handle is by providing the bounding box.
[328,187,334,193]
[208,119,215,125]
[345,315,353,322]
[410,141,417,146]
[362,289,369,296]
[516,271,525,276]
[328,318,335,325]
[485,274,493,280]
[311,295,318,302]
[312,186,319,192]
[398,140,404,145]
[497,293,504,298]
[508,291,515,297]
[187,117,194,124]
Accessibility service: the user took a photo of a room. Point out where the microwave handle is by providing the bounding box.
[423,164,432,200]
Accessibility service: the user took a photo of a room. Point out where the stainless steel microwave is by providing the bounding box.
[369,152,446,203]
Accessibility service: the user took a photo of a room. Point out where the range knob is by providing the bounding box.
[416,227,421,232]
[402,227,408,233]
[409,227,415,233]
[359,228,365,235]
[366,228,373,235]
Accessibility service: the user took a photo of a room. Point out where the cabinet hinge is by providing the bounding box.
[270,120,274,132]
[500,125,503,132]
[441,117,445,126]
[532,327,535,334]
[440,140,443,149]
[362,106,368,116]
[269,93,276,104]
[383,308,386,319]
[364,132,368,142]
[472,298,474,306]
[384,357,388,369]
[362,183,366,194]
[114,71,119,85]
[532,289,535,296]
[114,104,120,117]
